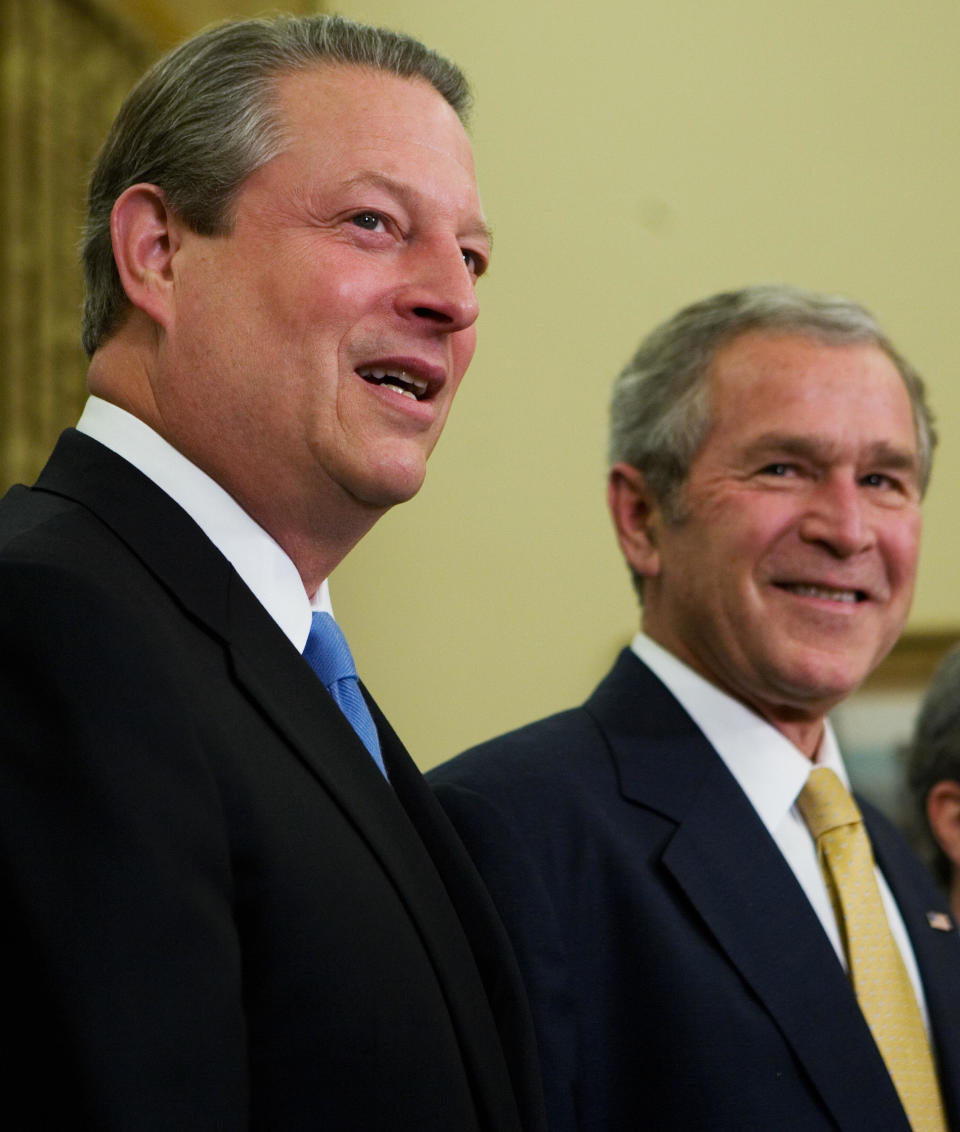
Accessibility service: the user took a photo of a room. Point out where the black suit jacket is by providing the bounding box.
[429,648,960,1132]
[0,430,544,1131]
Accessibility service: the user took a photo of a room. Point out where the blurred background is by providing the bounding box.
[3,1,959,818]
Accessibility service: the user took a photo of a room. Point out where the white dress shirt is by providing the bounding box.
[76,396,331,652]
[630,631,930,1025]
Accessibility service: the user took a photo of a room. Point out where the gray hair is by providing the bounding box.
[80,13,471,356]
[906,644,960,890]
[608,285,935,601]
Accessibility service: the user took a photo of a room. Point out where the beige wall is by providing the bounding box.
[331,0,960,767]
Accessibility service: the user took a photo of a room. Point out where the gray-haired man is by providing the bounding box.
[431,285,960,1132]
[0,14,543,1130]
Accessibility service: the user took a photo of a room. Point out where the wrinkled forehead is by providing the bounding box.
[702,331,915,449]
[262,66,477,202]
[706,330,910,411]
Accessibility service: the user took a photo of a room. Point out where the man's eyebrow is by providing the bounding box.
[743,432,919,473]
[342,171,493,248]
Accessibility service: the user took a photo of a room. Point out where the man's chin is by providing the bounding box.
[347,461,428,512]
[766,652,878,716]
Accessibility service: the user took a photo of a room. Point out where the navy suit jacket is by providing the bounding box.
[429,648,960,1131]
[0,430,544,1131]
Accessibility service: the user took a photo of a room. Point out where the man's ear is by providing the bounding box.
[607,462,663,580]
[110,183,183,331]
[926,779,960,870]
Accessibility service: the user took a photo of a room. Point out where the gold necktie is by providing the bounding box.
[798,767,947,1131]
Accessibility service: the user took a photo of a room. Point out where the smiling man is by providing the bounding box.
[0,15,544,1132]
[429,285,960,1131]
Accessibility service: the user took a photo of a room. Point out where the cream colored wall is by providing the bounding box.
[328,0,960,769]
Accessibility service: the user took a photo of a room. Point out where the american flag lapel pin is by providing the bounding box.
[927,910,954,932]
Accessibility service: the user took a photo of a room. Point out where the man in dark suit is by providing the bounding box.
[0,15,544,1131]
[430,285,960,1131]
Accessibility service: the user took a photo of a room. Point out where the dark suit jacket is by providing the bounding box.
[0,430,544,1131]
[429,648,960,1132]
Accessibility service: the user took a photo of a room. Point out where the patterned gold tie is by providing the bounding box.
[798,767,947,1131]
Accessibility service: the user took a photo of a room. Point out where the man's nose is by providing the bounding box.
[798,474,876,557]
[393,237,480,333]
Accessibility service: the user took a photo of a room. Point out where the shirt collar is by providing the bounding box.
[629,632,849,840]
[76,396,330,651]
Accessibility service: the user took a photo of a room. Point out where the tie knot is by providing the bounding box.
[303,612,357,689]
[797,766,863,840]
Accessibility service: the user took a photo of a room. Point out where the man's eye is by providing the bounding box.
[862,472,894,489]
[462,249,485,277]
[351,212,384,231]
[761,463,794,477]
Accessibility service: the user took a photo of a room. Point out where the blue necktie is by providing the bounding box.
[303,612,387,778]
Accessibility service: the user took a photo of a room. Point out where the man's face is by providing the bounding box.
[639,330,922,723]
[159,65,489,543]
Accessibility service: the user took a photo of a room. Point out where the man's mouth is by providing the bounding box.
[776,583,867,604]
[357,367,429,401]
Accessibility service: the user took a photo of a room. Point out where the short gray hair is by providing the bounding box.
[906,644,960,891]
[81,13,471,356]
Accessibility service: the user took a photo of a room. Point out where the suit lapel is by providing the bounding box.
[660,768,907,1131]
[587,651,910,1132]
